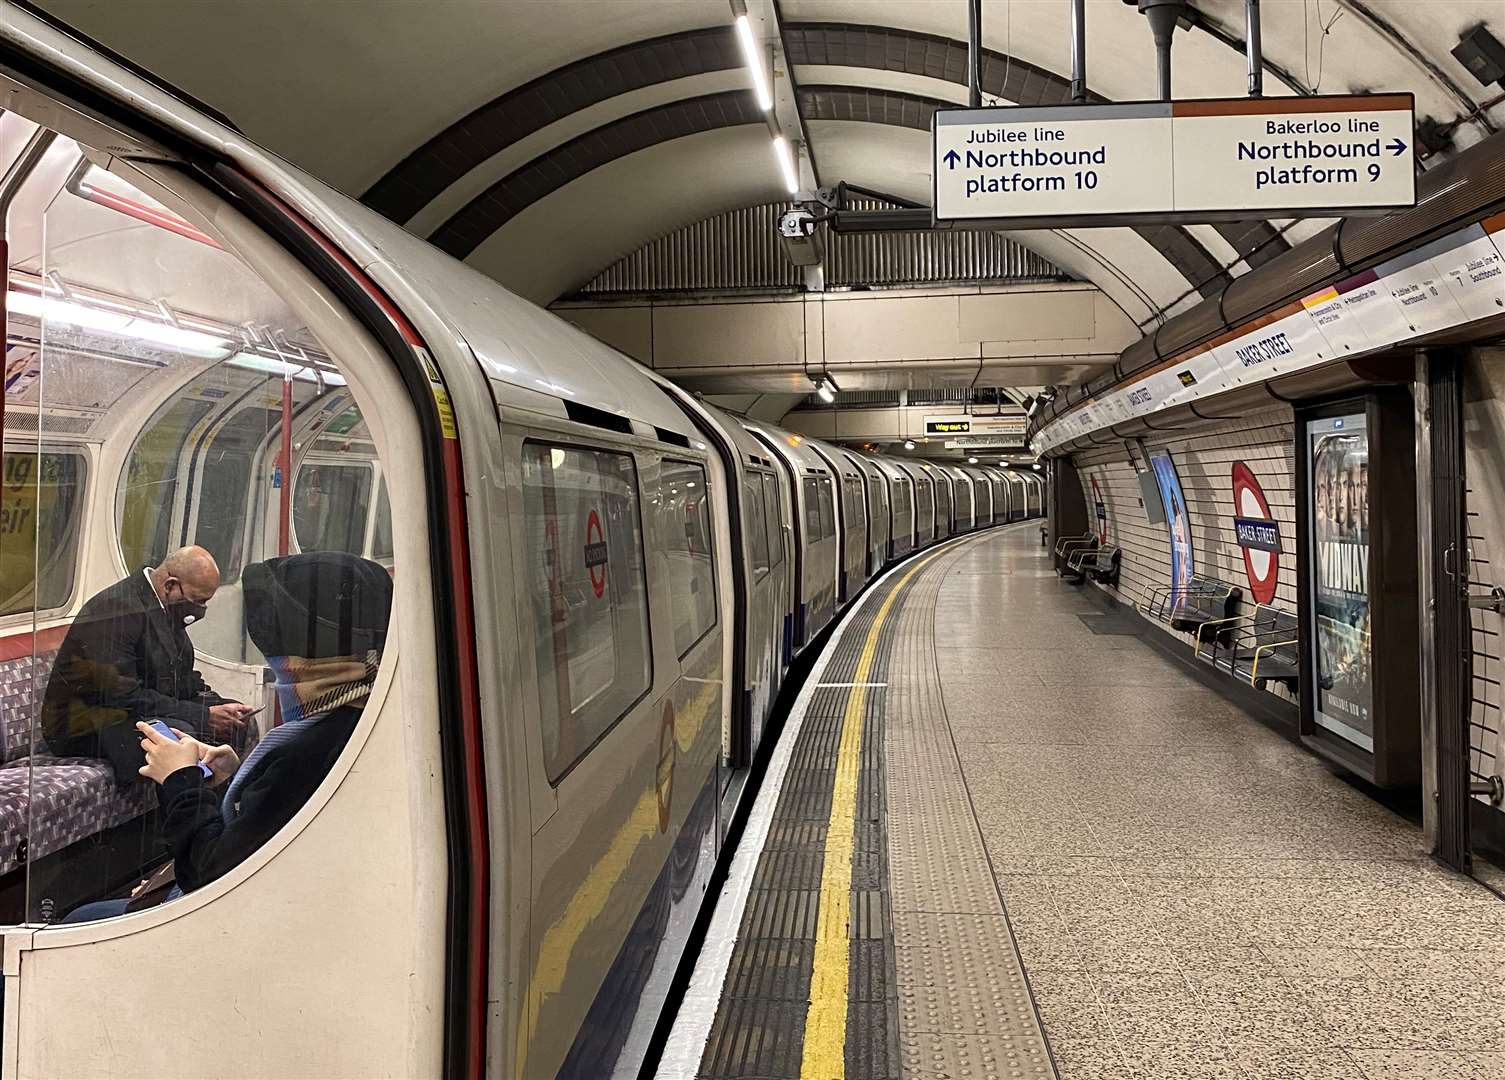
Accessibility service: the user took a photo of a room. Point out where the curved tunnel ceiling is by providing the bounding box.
[32,0,1505,319]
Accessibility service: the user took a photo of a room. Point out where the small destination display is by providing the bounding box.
[933,94,1415,226]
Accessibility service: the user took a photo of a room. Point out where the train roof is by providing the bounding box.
[739,420,830,475]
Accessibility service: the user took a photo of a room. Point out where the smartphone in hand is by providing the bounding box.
[146,721,214,778]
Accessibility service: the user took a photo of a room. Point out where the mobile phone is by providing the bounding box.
[146,721,214,778]
[241,704,267,719]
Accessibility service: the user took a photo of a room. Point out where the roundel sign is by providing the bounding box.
[584,509,608,598]
[1231,462,1281,604]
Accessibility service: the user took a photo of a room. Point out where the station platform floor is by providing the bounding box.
[664,524,1505,1080]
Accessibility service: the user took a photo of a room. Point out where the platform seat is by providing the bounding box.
[1053,532,1097,575]
[1195,605,1300,691]
[1137,577,1242,635]
[1064,545,1120,587]
[0,644,157,877]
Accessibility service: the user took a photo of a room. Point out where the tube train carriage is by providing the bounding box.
[0,10,1043,1079]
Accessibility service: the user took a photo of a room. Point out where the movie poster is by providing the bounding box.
[1149,450,1194,611]
[1307,414,1373,751]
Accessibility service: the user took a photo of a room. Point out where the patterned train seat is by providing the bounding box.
[0,647,157,876]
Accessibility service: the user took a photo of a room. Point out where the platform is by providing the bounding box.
[664,525,1505,1080]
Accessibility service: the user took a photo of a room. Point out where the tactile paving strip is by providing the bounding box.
[883,538,1059,1080]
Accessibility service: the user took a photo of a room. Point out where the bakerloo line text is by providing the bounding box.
[961,146,1107,196]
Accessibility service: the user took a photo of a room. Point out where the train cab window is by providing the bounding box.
[817,478,836,538]
[0,450,86,617]
[744,476,770,576]
[760,473,783,569]
[293,463,371,556]
[522,443,652,782]
[662,460,717,657]
[802,477,823,540]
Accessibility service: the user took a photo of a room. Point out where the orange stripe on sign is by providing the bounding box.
[1483,211,1505,236]
[1173,94,1412,118]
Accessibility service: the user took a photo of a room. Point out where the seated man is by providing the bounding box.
[41,545,255,784]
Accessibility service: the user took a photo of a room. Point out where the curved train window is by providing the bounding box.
[0,450,86,617]
[522,442,652,782]
[760,473,783,569]
[120,397,215,570]
[662,460,717,657]
[192,407,277,582]
[744,475,770,576]
[293,463,371,556]
[801,477,823,540]
[817,477,836,538]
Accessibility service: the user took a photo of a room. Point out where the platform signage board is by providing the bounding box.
[933,94,1414,226]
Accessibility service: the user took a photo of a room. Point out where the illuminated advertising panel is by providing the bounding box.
[1306,413,1372,751]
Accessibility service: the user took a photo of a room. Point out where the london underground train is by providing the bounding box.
[0,9,1042,1078]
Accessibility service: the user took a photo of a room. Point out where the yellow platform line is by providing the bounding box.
[800,549,944,1080]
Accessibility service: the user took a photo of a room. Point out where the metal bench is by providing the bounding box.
[1053,532,1097,575]
[1194,604,1299,691]
[1136,577,1242,635]
[1064,544,1120,587]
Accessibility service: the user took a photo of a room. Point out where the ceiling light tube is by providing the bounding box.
[735,14,774,111]
[903,439,916,450]
[771,135,800,195]
[7,289,233,358]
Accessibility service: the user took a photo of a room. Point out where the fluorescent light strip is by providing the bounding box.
[735,14,773,111]
[7,289,233,359]
[772,135,799,195]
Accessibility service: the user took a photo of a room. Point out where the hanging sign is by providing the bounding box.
[933,94,1414,226]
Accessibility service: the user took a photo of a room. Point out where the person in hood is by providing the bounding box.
[41,545,255,784]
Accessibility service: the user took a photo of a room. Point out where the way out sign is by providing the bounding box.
[933,94,1415,227]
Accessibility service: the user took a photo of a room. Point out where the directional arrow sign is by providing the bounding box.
[932,94,1415,226]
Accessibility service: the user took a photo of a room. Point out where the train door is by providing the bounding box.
[885,467,914,560]
[856,455,889,576]
[951,468,974,532]
[809,441,866,605]
[929,465,953,540]
[905,464,934,547]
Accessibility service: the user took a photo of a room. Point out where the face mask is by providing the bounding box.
[164,581,209,627]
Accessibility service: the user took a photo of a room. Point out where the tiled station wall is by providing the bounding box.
[1071,407,1298,705]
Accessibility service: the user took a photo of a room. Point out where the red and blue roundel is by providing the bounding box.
[1232,462,1279,604]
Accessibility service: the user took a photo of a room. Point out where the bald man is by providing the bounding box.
[42,546,255,784]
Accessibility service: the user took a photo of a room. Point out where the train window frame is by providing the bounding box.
[801,476,823,541]
[744,472,770,578]
[0,444,90,622]
[817,476,836,539]
[760,472,783,570]
[291,458,376,558]
[662,457,718,660]
[519,437,656,787]
[116,395,217,574]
